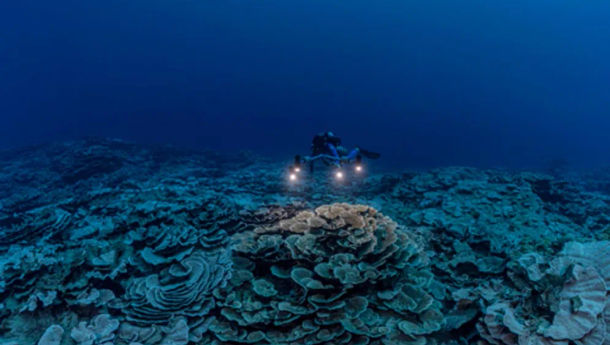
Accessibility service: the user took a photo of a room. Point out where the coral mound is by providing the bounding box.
[208,203,443,345]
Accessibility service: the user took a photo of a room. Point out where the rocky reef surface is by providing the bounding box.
[0,138,609,345]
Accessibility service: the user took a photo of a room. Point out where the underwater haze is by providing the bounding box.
[2,0,610,169]
[3,2,610,345]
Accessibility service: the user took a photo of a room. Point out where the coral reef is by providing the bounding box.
[209,203,443,344]
[1,138,610,345]
[478,241,610,345]
[118,250,231,325]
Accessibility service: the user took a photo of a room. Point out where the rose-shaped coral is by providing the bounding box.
[210,203,443,345]
[120,250,231,325]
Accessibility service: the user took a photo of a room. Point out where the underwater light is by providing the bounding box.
[289,173,298,182]
[294,167,301,173]
[355,165,363,172]
[335,171,344,180]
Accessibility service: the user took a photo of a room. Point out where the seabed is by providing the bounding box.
[0,138,608,345]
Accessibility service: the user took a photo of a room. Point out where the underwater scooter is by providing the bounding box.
[286,152,365,184]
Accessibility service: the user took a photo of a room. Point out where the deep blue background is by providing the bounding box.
[1,0,609,169]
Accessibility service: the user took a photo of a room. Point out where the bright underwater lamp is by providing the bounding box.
[354,154,364,173]
[289,173,298,182]
[335,170,344,180]
[288,161,302,183]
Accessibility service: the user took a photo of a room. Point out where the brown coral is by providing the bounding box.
[210,203,443,345]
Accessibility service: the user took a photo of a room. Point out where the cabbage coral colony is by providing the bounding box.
[0,139,608,345]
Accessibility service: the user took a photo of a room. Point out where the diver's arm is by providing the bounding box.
[327,144,341,162]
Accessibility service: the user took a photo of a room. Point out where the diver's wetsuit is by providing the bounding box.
[311,132,342,165]
[309,132,371,172]
[311,132,341,156]
[308,132,381,172]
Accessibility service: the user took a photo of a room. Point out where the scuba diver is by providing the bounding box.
[300,131,380,172]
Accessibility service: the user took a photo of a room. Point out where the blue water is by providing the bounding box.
[1,0,609,169]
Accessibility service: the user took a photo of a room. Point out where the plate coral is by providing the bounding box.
[1,139,609,345]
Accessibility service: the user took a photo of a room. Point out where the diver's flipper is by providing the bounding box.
[359,148,381,159]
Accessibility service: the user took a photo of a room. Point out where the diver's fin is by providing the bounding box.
[359,148,381,159]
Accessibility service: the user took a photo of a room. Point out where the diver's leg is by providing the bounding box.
[357,147,381,159]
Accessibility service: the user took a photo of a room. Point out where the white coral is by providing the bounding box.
[544,264,606,340]
[479,241,610,345]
